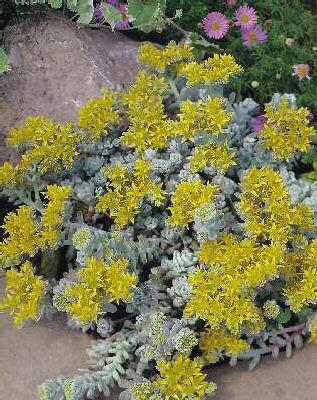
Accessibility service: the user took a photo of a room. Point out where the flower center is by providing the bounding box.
[298,66,308,77]
[241,14,250,23]
[249,32,258,42]
[211,21,221,31]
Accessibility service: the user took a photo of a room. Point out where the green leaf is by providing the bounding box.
[48,0,63,9]
[0,47,10,74]
[128,0,166,33]
[76,0,94,24]
[276,308,292,325]
[67,0,78,11]
[102,4,123,31]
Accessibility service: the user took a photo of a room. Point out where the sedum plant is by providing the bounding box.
[0,41,317,400]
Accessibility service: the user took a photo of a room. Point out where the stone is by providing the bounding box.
[0,10,140,162]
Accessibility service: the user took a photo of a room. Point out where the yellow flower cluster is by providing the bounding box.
[239,166,314,244]
[0,162,21,187]
[64,257,136,324]
[77,88,119,140]
[200,327,249,363]
[259,99,314,160]
[175,98,232,141]
[167,180,218,227]
[262,300,281,319]
[120,71,173,153]
[138,41,193,71]
[0,185,71,267]
[190,143,236,173]
[0,206,39,267]
[0,261,46,327]
[155,355,217,399]
[7,116,83,173]
[39,185,73,248]
[283,239,317,312]
[185,234,283,333]
[96,159,164,228]
[179,53,243,86]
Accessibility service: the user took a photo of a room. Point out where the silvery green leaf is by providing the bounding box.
[294,334,303,349]
[286,342,293,358]
[248,354,261,371]
[229,356,238,367]
[272,346,279,359]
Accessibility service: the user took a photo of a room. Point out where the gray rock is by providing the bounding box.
[0,10,140,162]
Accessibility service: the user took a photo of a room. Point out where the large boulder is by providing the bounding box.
[0,10,140,162]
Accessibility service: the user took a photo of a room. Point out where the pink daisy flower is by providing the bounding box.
[234,5,257,29]
[250,115,267,133]
[292,64,311,80]
[241,25,268,48]
[202,12,230,39]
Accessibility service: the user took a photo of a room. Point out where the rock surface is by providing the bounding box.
[0,10,140,162]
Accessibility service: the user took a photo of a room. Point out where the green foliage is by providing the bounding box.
[0,47,10,74]
[165,0,317,112]
[128,0,167,33]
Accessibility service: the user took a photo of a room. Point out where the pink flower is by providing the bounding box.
[202,12,230,39]
[241,25,268,47]
[250,115,267,133]
[115,3,130,30]
[234,5,257,29]
[292,64,311,80]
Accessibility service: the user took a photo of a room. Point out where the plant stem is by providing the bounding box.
[165,17,189,38]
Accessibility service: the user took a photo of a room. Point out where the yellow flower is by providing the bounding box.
[167,180,218,227]
[39,185,72,248]
[185,234,282,333]
[154,355,216,399]
[0,185,72,267]
[0,162,21,187]
[64,256,137,324]
[96,159,164,228]
[7,116,83,173]
[190,143,236,173]
[179,53,243,86]
[283,239,317,312]
[138,41,193,71]
[77,88,119,139]
[238,166,314,244]
[120,71,173,153]
[0,261,46,327]
[200,327,249,363]
[262,300,281,319]
[175,98,232,141]
[259,98,314,159]
[0,206,39,267]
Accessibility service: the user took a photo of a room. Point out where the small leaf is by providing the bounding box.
[286,342,292,358]
[249,354,261,371]
[0,47,10,74]
[76,0,94,24]
[276,308,292,325]
[229,356,237,367]
[272,346,279,359]
[128,0,166,33]
[102,4,123,31]
[294,334,304,349]
[48,0,63,9]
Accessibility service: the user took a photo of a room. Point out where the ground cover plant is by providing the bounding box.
[0,41,317,400]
